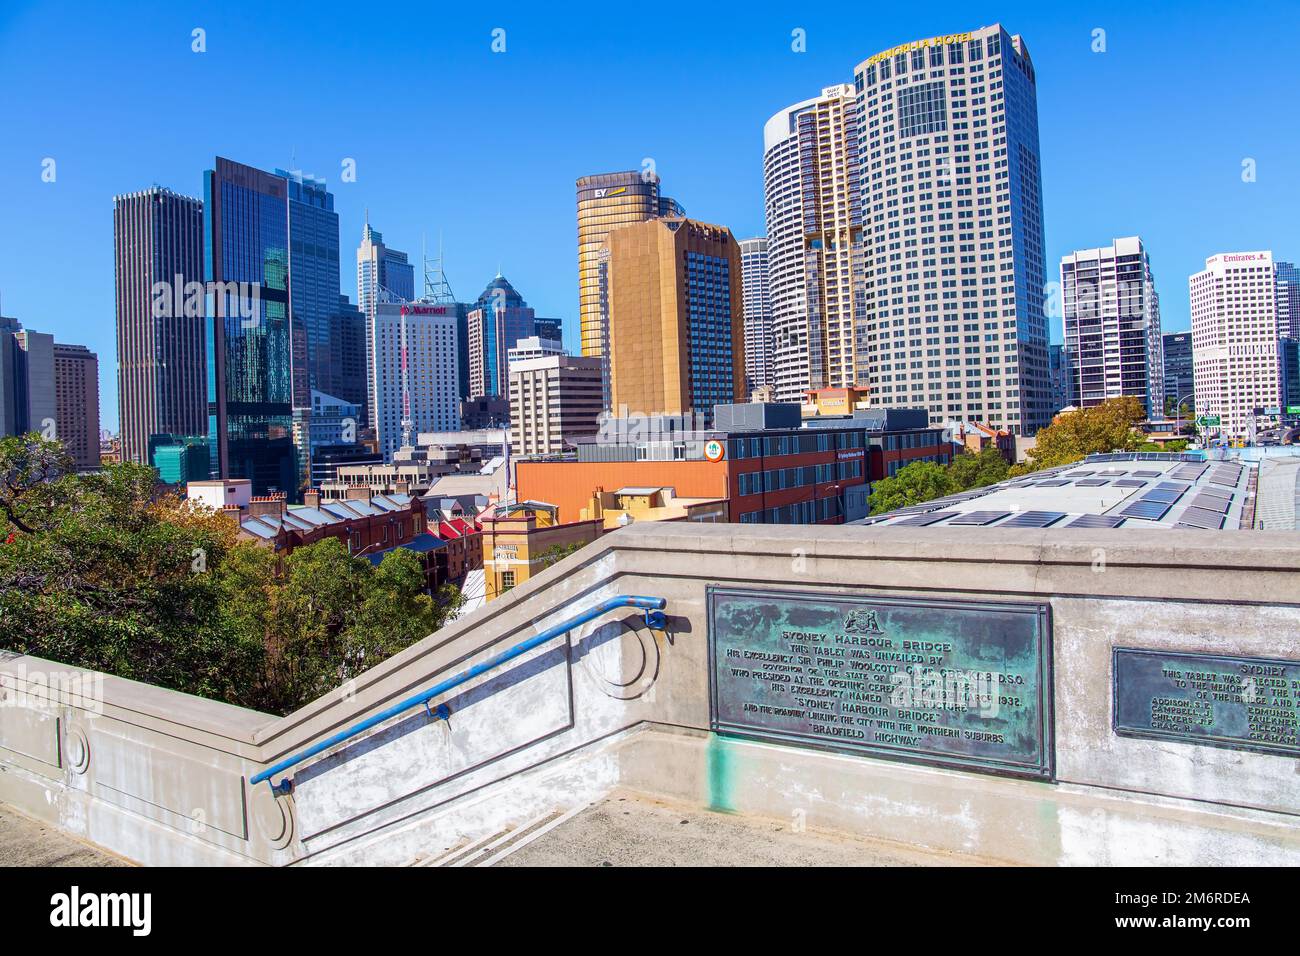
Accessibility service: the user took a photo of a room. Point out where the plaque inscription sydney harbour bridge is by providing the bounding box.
[707,587,1054,780]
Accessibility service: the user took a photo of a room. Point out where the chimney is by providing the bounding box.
[303,489,321,509]
[248,493,287,518]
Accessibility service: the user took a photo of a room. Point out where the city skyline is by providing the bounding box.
[2,1,1299,431]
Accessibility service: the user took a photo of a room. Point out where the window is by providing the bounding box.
[897,81,948,137]
[501,571,516,592]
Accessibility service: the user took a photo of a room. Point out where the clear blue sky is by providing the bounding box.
[2,0,1297,431]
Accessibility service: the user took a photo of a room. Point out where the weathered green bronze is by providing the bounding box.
[707,587,1054,780]
[1113,648,1300,757]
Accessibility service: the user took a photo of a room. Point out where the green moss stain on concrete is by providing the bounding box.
[707,734,740,814]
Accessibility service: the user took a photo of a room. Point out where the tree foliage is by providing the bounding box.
[1010,396,1146,475]
[0,434,461,715]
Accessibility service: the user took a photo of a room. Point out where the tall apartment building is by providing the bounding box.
[1162,331,1194,411]
[1061,237,1163,417]
[1190,251,1287,437]
[112,186,205,465]
[738,237,774,394]
[575,170,681,361]
[509,353,603,456]
[203,157,297,496]
[604,216,744,421]
[853,25,1052,434]
[371,302,460,461]
[52,343,100,470]
[466,274,538,400]
[357,220,416,423]
[762,85,864,402]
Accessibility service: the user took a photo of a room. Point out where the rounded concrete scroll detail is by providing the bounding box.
[65,725,91,775]
[250,784,296,851]
[574,614,662,700]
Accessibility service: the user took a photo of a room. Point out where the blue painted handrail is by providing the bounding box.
[251,596,668,795]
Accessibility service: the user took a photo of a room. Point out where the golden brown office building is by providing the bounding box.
[575,171,681,361]
[604,216,745,419]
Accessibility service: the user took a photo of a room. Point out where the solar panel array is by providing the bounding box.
[1074,478,1109,487]
[1177,508,1226,530]
[947,511,1012,526]
[998,511,1067,528]
[1066,514,1127,528]
[893,511,959,527]
[1121,499,1172,521]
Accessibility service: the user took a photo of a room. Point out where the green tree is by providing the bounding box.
[1011,396,1146,475]
[868,461,956,515]
[0,434,257,703]
[948,445,1010,492]
[0,434,465,716]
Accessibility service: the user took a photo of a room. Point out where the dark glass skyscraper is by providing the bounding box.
[279,169,340,410]
[204,157,297,497]
[113,187,205,465]
[1162,331,1193,411]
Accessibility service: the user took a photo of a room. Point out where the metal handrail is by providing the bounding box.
[250,595,668,795]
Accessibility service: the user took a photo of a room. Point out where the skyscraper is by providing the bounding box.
[605,216,744,421]
[1162,331,1194,411]
[52,343,100,471]
[1275,260,1300,340]
[1061,237,1163,417]
[112,186,205,465]
[1190,251,1287,437]
[739,237,774,394]
[466,274,537,400]
[0,317,54,440]
[762,85,863,402]
[279,169,340,410]
[357,221,416,424]
[370,302,460,461]
[204,157,297,496]
[576,170,680,361]
[1048,343,1070,413]
[853,26,1052,434]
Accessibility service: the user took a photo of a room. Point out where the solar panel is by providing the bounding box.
[1065,470,1095,477]
[1141,492,1183,507]
[1131,470,1163,478]
[1066,514,1127,528]
[1176,508,1225,530]
[1196,488,1233,503]
[892,511,959,527]
[1112,479,1147,488]
[947,511,1012,526]
[1074,479,1110,487]
[1035,479,1071,487]
[1121,500,1171,521]
[998,511,1067,528]
[1188,495,1231,514]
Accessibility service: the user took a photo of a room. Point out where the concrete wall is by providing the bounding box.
[3,523,1299,865]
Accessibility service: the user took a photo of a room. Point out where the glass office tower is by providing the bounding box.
[278,169,340,410]
[204,157,297,497]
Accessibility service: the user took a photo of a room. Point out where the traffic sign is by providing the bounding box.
[1196,415,1220,427]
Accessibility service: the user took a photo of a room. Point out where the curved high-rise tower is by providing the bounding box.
[762,84,864,404]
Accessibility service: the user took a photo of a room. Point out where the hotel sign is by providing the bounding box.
[707,587,1054,780]
[865,32,973,66]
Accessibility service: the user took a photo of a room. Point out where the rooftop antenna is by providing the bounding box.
[424,232,457,303]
